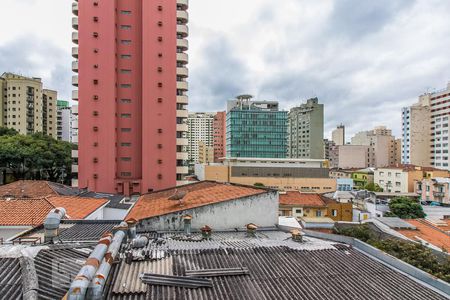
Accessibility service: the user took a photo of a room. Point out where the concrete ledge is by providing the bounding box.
[304,230,450,296]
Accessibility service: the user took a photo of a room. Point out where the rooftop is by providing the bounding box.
[396,219,450,252]
[379,164,448,173]
[126,181,268,221]
[0,196,108,226]
[279,192,326,207]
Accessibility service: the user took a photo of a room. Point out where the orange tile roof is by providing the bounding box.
[279,192,326,207]
[126,181,268,221]
[396,219,450,252]
[0,196,108,226]
[0,180,57,198]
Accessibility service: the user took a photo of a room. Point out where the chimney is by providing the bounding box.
[290,229,303,243]
[201,225,212,240]
[44,207,66,243]
[183,215,192,235]
[125,218,137,239]
[246,223,258,237]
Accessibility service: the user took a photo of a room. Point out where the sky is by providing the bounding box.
[1,0,450,140]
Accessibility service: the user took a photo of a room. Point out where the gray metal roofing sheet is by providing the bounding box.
[375,217,417,229]
[57,221,120,241]
[0,258,22,300]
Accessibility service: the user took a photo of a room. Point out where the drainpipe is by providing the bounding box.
[87,225,127,300]
[43,207,66,243]
[183,215,192,235]
[67,232,113,300]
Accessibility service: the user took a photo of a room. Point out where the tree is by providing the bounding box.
[0,127,18,136]
[254,182,265,187]
[0,133,74,184]
[364,182,383,192]
[385,197,425,219]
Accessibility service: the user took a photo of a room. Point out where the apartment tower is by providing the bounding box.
[332,124,345,145]
[72,0,189,195]
[187,112,214,164]
[213,111,226,162]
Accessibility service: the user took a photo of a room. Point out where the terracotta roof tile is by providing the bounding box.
[279,192,326,207]
[126,181,268,221]
[0,196,108,226]
[0,180,57,198]
[396,219,450,252]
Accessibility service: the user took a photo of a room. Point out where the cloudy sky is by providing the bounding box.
[1,0,450,139]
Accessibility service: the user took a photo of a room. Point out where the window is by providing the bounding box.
[295,209,302,214]
[121,10,131,14]
[121,128,131,132]
[120,84,131,88]
[120,69,131,74]
[121,172,132,177]
[121,25,131,30]
[331,209,337,217]
[121,40,132,45]
[121,143,131,147]
[121,54,131,59]
[121,157,131,161]
[121,113,131,118]
[121,99,131,103]
[316,210,322,217]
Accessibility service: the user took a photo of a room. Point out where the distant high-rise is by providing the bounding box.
[72,0,189,194]
[213,111,226,162]
[287,97,324,159]
[332,124,345,146]
[57,100,71,141]
[226,96,287,158]
[187,112,214,164]
[0,72,57,138]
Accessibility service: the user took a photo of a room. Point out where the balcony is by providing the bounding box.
[177,67,188,77]
[177,81,188,91]
[177,95,188,104]
[177,0,189,9]
[72,47,78,59]
[72,17,78,30]
[72,149,78,158]
[176,166,189,175]
[177,52,188,64]
[176,138,189,146]
[176,109,188,118]
[177,152,189,160]
[71,178,78,188]
[177,25,188,38]
[72,164,79,173]
[72,90,78,101]
[72,60,78,72]
[72,75,78,87]
[72,32,78,44]
[177,38,188,50]
[72,2,78,16]
[176,123,188,132]
[177,10,188,23]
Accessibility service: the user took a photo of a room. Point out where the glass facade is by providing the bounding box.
[226,110,287,158]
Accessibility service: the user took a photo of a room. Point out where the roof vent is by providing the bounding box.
[201,225,212,240]
[290,229,303,243]
[183,215,192,235]
[246,223,258,237]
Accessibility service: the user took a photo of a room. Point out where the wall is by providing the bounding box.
[103,207,130,220]
[137,191,279,231]
[326,202,353,221]
[0,226,32,241]
[338,145,369,169]
[85,206,104,220]
[229,176,336,193]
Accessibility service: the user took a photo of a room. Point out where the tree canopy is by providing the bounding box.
[0,129,75,184]
[385,196,425,219]
[364,182,383,192]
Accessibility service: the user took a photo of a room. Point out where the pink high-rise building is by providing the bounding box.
[213,111,226,162]
[72,0,189,195]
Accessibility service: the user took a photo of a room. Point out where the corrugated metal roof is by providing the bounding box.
[107,246,448,300]
[0,258,22,300]
[58,221,120,241]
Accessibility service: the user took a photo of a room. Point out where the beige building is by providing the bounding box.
[198,140,214,164]
[351,126,397,168]
[332,145,371,169]
[0,72,57,137]
[401,96,431,167]
[374,164,449,193]
[332,124,345,145]
[195,157,336,193]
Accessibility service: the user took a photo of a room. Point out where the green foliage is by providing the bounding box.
[335,225,450,283]
[364,182,383,192]
[254,182,265,187]
[0,132,74,184]
[0,127,19,136]
[385,197,425,219]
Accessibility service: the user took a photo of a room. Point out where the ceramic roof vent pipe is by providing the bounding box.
[290,229,303,243]
[44,207,66,243]
[183,214,192,235]
[201,225,212,240]
[246,223,258,237]
[125,218,137,239]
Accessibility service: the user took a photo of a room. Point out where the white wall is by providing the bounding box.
[138,191,279,231]
[85,207,104,220]
[0,226,32,241]
[103,207,130,220]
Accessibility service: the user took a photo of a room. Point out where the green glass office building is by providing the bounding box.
[226,98,287,158]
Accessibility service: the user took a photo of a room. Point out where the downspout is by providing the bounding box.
[67,232,113,300]
[87,222,128,300]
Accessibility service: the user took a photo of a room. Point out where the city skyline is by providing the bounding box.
[1,0,450,139]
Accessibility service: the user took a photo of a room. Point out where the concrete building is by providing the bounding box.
[195,157,336,193]
[73,0,189,194]
[213,111,226,162]
[57,100,71,141]
[415,177,450,204]
[351,126,397,168]
[187,112,214,164]
[331,145,371,169]
[374,164,449,193]
[198,140,214,164]
[336,178,354,191]
[428,83,450,170]
[401,95,431,166]
[0,72,57,138]
[126,181,279,231]
[332,124,345,145]
[70,104,78,144]
[352,168,375,189]
[226,96,287,158]
[323,139,335,160]
[288,97,324,159]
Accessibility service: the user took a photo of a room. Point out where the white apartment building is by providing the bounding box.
[187,112,215,164]
[429,83,450,170]
[70,104,78,144]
